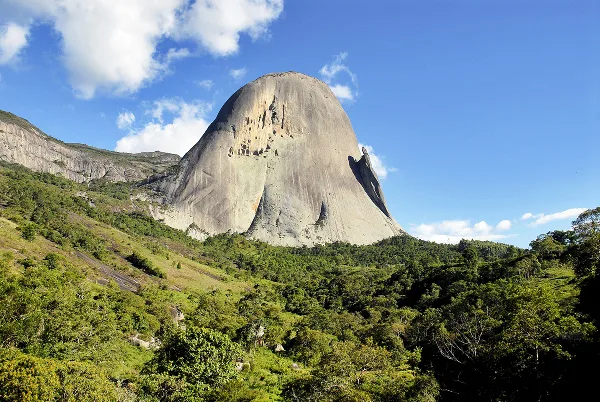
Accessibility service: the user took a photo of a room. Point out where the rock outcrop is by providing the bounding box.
[0,110,179,183]
[150,72,403,245]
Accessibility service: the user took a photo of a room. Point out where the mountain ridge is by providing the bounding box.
[0,110,180,183]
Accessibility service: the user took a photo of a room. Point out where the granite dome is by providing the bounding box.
[151,72,403,245]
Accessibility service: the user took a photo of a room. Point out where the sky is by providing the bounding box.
[0,0,598,248]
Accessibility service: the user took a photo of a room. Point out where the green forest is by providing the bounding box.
[0,161,598,401]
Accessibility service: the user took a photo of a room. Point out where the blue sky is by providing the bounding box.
[0,0,598,247]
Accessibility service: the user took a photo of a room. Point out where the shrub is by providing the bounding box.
[57,361,119,402]
[20,223,37,241]
[43,253,61,270]
[0,349,60,402]
[148,326,242,389]
[127,252,165,278]
[0,349,120,402]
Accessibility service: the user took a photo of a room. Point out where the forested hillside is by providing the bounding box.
[0,161,597,401]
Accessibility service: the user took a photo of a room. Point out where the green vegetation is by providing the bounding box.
[127,252,165,278]
[0,161,597,401]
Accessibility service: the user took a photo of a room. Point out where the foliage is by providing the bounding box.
[0,348,119,402]
[0,349,60,402]
[146,325,242,398]
[127,252,165,278]
[0,163,598,401]
[20,222,38,241]
[572,207,600,276]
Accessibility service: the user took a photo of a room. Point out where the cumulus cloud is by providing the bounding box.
[330,84,354,101]
[0,22,29,65]
[522,208,588,227]
[411,219,515,244]
[229,68,247,80]
[521,212,533,221]
[116,111,136,130]
[196,79,214,90]
[8,0,185,98]
[3,0,283,97]
[358,144,396,180]
[496,219,512,231]
[319,52,358,102]
[115,98,211,156]
[179,0,283,56]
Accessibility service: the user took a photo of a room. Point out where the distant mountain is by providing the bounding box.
[0,110,180,183]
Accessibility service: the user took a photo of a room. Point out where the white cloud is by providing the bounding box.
[358,143,396,180]
[196,79,213,90]
[319,52,358,103]
[9,0,185,98]
[3,0,283,98]
[115,98,211,156]
[474,220,493,233]
[116,111,136,130]
[165,47,191,64]
[319,52,357,84]
[229,68,247,80]
[411,219,514,244]
[148,98,181,122]
[179,0,283,56]
[0,22,29,65]
[526,208,588,227]
[496,219,512,231]
[521,212,533,220]
[330,84,354,101]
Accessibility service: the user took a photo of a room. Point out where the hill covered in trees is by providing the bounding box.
[0,161,597,401]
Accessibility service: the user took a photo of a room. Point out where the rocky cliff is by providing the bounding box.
[150,72,403,245]
[0,110,179,183]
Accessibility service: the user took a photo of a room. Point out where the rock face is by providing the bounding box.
[0,110,180,183]
[151,72,403,245]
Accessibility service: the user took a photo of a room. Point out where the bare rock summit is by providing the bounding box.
[151,72,403,246]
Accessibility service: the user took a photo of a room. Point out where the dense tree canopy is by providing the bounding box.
[0,162,597,401]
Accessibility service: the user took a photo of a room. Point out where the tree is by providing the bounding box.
[148,325,242,391]
[573,207,600,240]
[572,207,600,276]
[283,340,437,402]
[462,244,479,277]
[530,233,567,259]
[20,222,37,241]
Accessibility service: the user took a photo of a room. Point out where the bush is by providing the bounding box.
[20,223,37,241]
[147,326,242,390]
[205,380,262,402]
[127,252,165,278]
[43,253,61,270]
[0,349,60,402]
[57,361,119,402]
[0,349,120,402]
